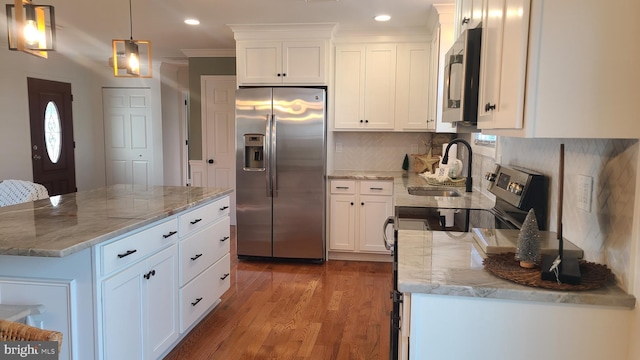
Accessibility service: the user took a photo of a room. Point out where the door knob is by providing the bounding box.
[208,159,214,164]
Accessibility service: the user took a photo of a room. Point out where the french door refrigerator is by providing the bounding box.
[235,87,326,262]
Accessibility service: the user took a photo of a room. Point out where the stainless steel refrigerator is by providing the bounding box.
[235,87,326,261]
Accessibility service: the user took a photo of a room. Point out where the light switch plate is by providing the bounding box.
[576,174,593,212]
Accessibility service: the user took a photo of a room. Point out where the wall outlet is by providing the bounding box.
[576,174,593,212]
[335,142,342,153]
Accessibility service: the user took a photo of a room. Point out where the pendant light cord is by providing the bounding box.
[129,0,133,41]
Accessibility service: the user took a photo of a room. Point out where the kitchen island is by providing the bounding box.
[0,184,233,360]
[398,229,635,360]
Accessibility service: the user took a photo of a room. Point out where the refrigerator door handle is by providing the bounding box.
[265,114,273,197]
[272,114,278,197]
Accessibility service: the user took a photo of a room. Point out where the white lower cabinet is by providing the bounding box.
[329,180,393,259]
[101,244,178,360]
[97,196,231,359]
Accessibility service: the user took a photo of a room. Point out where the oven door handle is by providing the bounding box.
[383,216,395,252]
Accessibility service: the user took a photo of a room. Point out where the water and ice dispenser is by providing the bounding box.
[243,134,265,171]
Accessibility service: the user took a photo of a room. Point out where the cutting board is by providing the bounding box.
[472,228,584,258]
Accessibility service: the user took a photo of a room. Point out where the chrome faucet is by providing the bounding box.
[442,139,473,192]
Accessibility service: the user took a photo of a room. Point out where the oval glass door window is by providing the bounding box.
[44,101,62,163]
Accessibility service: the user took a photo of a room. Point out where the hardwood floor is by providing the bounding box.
[164,227,393,360]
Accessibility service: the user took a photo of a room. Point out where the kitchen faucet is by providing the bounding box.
[442,139,473,192]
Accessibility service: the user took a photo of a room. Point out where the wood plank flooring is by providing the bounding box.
[164,227,393,360]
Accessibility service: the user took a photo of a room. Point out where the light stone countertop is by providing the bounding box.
[0,185,233,257]
[398,229,636,309]
[328,170,635,309]
[328,170,496,210]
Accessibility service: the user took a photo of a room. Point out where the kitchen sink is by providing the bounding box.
[407,187,461,197]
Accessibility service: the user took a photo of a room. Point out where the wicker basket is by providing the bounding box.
[0,319,62,350]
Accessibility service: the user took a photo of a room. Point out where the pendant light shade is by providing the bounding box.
[5,0,56,58]
[111,0,152,77]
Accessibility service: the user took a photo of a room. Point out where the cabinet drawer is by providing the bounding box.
[330,180,356,194]
[101,218,178,275]
[360,180,393,196]
[179,253,230,333]
[178,196,230,237]
[179,217,231,286]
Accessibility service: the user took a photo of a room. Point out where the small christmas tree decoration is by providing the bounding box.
[402,154,409,171]
[515,208,541,268]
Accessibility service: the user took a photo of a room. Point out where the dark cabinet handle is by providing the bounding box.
[220,273,230,280]
[360,119,364,123]
[485,103,496,112]
[208,159,214,164]
[462,17,470,24]
[277,73,281,77]
[163,231,177,238]
[190,253,203,261]
[117,249,137,258]
[219,205,229,211]
[282,73,286,77]
[220,236,230,242]
[365,120,369,123]
[191,297,203,306]
[370,187,384,190]
[350,202,354,206]
[361,202,365,206]
[190,218,203,225]
[143,269,156,280]
[336,186,349,189]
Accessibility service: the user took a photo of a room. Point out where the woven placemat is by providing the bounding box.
[483,252,615,291]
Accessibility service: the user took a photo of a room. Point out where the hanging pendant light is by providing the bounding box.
[5,0,56,58]
[111,0,152,77]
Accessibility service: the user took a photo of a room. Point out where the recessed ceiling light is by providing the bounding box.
[374,14,391,22]
[185,19,200,25]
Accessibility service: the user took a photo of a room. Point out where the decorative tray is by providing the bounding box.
[483,252,615,291]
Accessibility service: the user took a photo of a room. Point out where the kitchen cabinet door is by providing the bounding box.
[334,44,396,130]
[329,194,357,251]
[236,40,327,85]
[476,0,530,130]
[101,244,178,360]
[456,0,484,37]
[395,43,433,131]
[358,194,393,253]
[236,41,283,84]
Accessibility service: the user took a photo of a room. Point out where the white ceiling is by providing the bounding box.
[2,0,454,62]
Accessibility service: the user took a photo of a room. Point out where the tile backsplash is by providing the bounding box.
[333,132,638,291]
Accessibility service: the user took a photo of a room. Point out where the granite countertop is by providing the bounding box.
[328,170,496,210]
[398,229,636,309]
[0,185,233,257]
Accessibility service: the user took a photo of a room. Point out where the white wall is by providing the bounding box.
[0,48,165,190]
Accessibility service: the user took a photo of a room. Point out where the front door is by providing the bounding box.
[102,88,153,187]
[27,77,76,195]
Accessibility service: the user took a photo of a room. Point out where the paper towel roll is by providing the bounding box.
[440,143,457,166]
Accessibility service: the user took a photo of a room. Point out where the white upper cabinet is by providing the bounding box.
[334,43,397,130]
[236,40,328,85]
[395,43,434,131]
[477,0,640,138]
[456,0,484,37]
[230,24,335,86]
[430,4,458,133]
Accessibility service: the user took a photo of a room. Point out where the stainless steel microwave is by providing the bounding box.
[442,28,482,124]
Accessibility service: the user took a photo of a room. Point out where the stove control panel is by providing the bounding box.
[488,165,546,210]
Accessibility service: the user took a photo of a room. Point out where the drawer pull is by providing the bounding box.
[220,273,230,280]
[191,297,203,306]
[190,253,203,261]
[143,269,156,280]
[190,218,203,225]
[219,205,229,211]
[336,186,349,189]
[117,249,137,258]
[370,187,384,190]
[163,231,177,238]
[220,236,230,242]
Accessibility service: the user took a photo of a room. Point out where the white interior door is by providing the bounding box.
[201,76,237,224]
[102,88,153,187]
